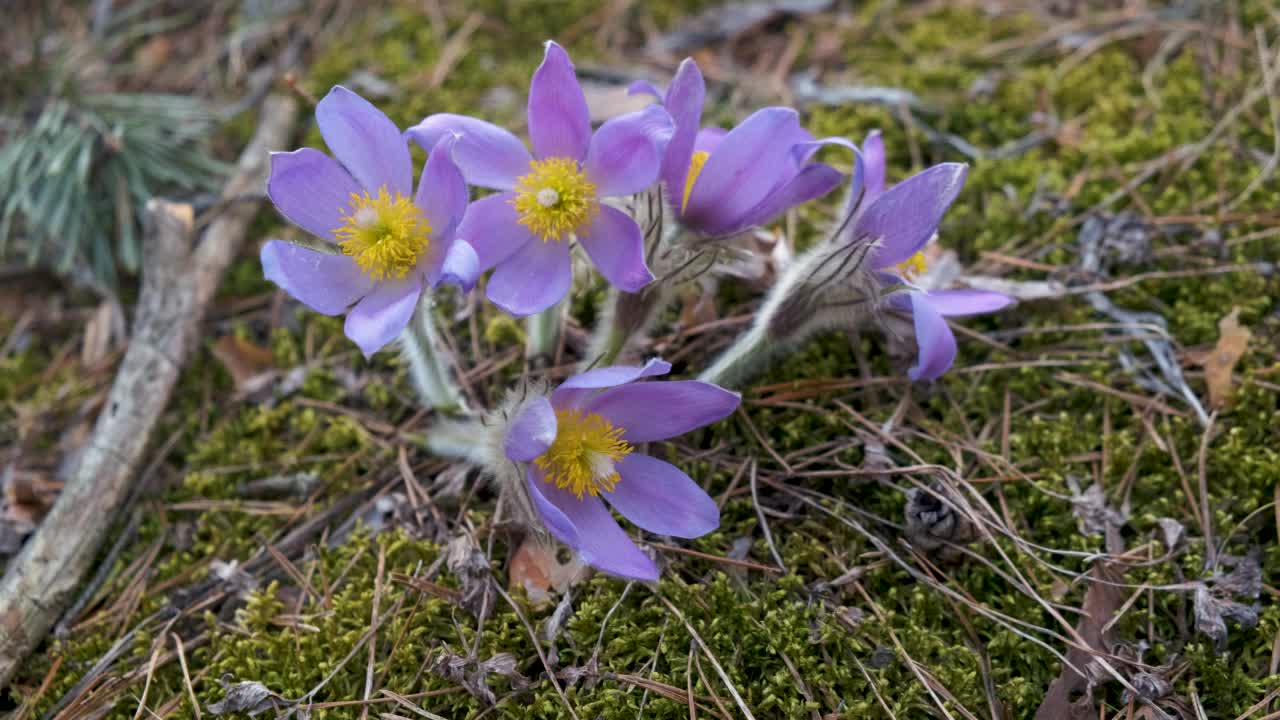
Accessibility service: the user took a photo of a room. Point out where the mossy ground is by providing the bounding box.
[4,1,1279,718]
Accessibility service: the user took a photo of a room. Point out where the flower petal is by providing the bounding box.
[860,163,968,269]
[531,470,658,580]
[551,358,672,409]
[505,396,557,462]
[404,114,531,190]
[315,86,412,197]
[906,292,957,381]
[577,205,653,293]
[862,130,886,203]
[432,238,480,292]
[344,279,421,358]
[454,193,534,271]
[527,41,591,161]
[608,454,718,538]
[715,162,844,236]
[693,127,728,155]
[527,467,581,549]
[682,107,805,234]
[260,240,372,315]
[926,289,1014,317]
[486,237,571,317]
[658,58,706,201]
[588,380,740,442]
[267,149,362,241]
[584,105,673,197]
[414,134,468,243]
[627,80,663,99]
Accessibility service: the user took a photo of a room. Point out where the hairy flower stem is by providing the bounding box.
[422,417,488,464]
[401,294,468,414]
[697,322,773,389]
[525,297,565,365]
[587,285,668,368]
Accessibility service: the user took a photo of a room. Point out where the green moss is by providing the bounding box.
[10,1,1279,718]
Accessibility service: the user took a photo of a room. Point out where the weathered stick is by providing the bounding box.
[0,95,297,686]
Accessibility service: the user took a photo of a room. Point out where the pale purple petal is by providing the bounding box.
[693,127,727,155]
[414,134,468,241]
[532,472,658,580]
[267,149,361,241]
[261,240,372,315]
[551,358,672,409]
[577,205,653,293]
[860,163,968,270]
[682,108,804,233]
[527,468,581,549]
[527,41,591,161]
[712,162,844,236]
[927,289,1014,317]
[344,279,421,358]
[906,292,957,381]
[658,58,706,201]
[487,238,571,317]
[627,80,663,99]
[404,114,531,190]
[608,454,718,538]
[862,130,886,203]
[430,238,479,292]
[454,193,535,271]
[587,380,740,442]
[505,396,557,462]
[584,105,673,197]
[315,86,412,197]
[838,145,869,231]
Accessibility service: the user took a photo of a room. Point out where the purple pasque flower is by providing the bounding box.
[262,86,479,358]
[629,59,844,239]
[405,42,674,317]
[504,358,739,580]
[850,131,1013,381]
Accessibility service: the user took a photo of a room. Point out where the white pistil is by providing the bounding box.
[536,188,560,208]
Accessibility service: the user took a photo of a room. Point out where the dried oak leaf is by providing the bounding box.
[447,533,493,616]
[211,335,277,395]
[1188,307,1251,409]
[508,536,585,606]
[1194,551,1261,652]
[430,651,529,706]
[207,677,305,719]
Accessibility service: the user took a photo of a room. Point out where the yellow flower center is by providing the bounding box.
[681,150,710,211]
[513,158,598,242]
[534,409,634,499]
[895,251,928,280]
[334,188,432,281]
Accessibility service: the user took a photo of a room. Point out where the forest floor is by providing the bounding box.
[3,1,1279,718]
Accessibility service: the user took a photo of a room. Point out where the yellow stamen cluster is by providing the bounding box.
[334,188,432,281]
[681,150,710,211]
[534,409,633,499]
[513,158,598,242]
[895,251,928,280]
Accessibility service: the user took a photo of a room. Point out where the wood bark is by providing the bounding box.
[0,95,296,685]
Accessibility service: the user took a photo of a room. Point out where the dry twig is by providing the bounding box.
[0,95,297,685]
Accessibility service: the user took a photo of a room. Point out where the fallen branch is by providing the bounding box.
[0,95,297,686]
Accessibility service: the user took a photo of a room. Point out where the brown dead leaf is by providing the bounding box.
[1189,307,1251,409]
[508,535,586,605]
[1036,563,1128,719]
[211,335,276,393]
[133,36,173,74]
